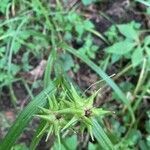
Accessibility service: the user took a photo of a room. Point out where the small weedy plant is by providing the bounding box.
[105,21,150,68]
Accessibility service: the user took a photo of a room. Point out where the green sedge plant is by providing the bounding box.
[1,0,150,150]
[35,83,111,149]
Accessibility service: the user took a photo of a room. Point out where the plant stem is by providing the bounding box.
[22,79,34,100]
[87,28,110,44]
[113,64,133,80]
[133,58,147,97]
[9,84,17,107]
[133,81,150,112]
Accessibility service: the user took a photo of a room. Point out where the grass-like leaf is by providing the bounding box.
[0,81,57,150]
[92,119,115,150]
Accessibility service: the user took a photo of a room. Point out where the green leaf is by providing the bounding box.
[117,23,139,40]
[84,20,94,30]
[64,32,72,41]
[126,129,142,146]
[75,23,84,37]
[105,25,118,43]
[30,121,47,150]
[0,0,10,13]
[146,7,150,14]
[60,53,74,71]
[139,140,149,150]
[22,52,32,71]
[63,135,77,150]
[44,49,56,88]
[92,119,115,150]
[62,117,77,131]
[82,0,96,5]
[136,0,150,7]
[88,142,98,150]
[147,111,150,118]
[13,41,21,54]
[131,47,143,67]
[67,12,79,23]
[106,40,136,55]
[92,108,110,116]
[10,64,20,75]
[78,35,98,59]
[111,54,121,64]
[144,35,150,46]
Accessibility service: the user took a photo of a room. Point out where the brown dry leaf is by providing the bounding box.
[20,60,47,82]
[29,60,47,80]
